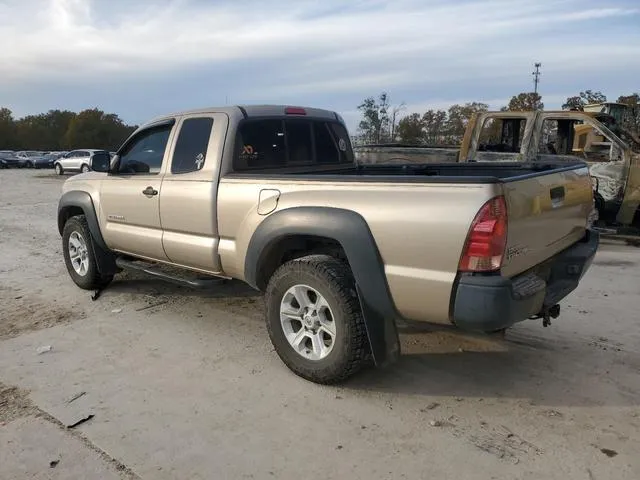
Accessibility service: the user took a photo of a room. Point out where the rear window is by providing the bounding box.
[478,117,526,153]
[234,119,352,171]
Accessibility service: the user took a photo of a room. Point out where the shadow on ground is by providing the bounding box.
[342,324,639,408]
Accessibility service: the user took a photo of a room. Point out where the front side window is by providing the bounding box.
[171,118,214,174]
[118,125,172,174]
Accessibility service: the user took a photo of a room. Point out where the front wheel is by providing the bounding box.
[81,164,90,173]
[265,255,369,384]
[55,164,64,175]
[62,215,113,290]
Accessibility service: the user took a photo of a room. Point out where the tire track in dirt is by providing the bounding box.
[0,286,84,340]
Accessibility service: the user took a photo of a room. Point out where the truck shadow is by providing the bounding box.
[344,325,639,408]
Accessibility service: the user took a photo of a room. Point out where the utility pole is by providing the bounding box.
[532,62,542,94]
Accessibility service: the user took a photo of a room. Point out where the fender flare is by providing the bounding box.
[245,207,400,366]
[58,191,117,275]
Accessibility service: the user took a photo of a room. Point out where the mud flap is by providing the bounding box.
[357,285,401,367]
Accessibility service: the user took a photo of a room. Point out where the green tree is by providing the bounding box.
[357,92,392,143]
[423,110,447,144]
[562,90,607,110]
[506,92,544,111]
[397,113,425,143]
[616,93,640,148]
[617,93,640,133]
[14,110,76,150]
[63,108,136,150]
[0,108,17,150]
[446,102,488,142]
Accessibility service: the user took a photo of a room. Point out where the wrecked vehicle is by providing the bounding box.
[355,109,640,240]
[57,105,598,384]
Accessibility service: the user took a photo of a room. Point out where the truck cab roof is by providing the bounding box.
[145,105,343,128]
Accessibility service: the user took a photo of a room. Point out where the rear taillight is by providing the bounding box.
[458,196,508,272]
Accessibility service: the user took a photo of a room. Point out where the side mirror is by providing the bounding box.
[110,154,120,173]
[91,152,111,173]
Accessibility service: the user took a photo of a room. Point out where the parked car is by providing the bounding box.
[33,154,56,169]
[15,151,49,168]
[54,149,111,175]
[0,151,21,168]
[57,105,598,384]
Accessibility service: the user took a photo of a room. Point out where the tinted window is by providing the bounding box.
[118,125,172,174]
[329,123,354,163]
[234,119,352,171]
[314,122,340,164]
[235,120,286,169]
[286,120,312,164]
[171,118,214,174]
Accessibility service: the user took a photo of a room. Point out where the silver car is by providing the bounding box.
[54,149,109,175]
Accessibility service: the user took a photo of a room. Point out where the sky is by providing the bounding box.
[1,0,639,132]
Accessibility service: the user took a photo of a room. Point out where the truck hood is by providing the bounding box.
[62,172,107,193]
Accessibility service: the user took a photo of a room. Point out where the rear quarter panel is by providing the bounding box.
[217,178,499,324]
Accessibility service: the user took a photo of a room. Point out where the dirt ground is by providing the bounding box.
[0,169,639,480]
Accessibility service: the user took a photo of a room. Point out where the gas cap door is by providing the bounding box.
[257,189,281,215]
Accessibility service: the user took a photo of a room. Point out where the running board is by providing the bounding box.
[115,257,226,289]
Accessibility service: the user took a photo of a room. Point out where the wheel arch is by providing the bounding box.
[58,191,117,275]
[245,207,400,366]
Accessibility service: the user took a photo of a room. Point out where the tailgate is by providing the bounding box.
[501,164,593,278]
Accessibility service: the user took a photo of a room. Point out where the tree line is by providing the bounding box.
[356,90,640,145]
[0,107,138,151]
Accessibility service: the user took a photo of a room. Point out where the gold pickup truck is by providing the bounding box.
[57,105,598,384]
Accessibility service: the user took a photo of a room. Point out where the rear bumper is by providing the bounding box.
[451,230,599,332]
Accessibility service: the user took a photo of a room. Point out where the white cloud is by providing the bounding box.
[2,0,638,83]
[1,0,638,126]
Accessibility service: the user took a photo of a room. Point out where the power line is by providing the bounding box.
[532,62,542,94]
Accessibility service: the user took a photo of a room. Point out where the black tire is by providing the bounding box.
[55,163,64,175]
[62,215,113,290]
[265,255,369,384]
[26,161,34,168]
[81,164,90,173]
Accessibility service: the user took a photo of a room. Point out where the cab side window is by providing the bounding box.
[118,125,172,174]
[171,118,214,174]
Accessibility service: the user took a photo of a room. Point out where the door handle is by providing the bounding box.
[550,186,565,208]
[142,186,158,196]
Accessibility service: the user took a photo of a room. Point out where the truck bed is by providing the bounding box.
[229,161,586,184]
[226,160,593,280]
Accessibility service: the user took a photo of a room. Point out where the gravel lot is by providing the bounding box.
[1,169,639,479]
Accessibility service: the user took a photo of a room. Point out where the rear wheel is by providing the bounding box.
[265,255,368,384]
[55,163,63,175]
[81,164,90,173]
[62,215,113,290]
[26,161,34,168]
